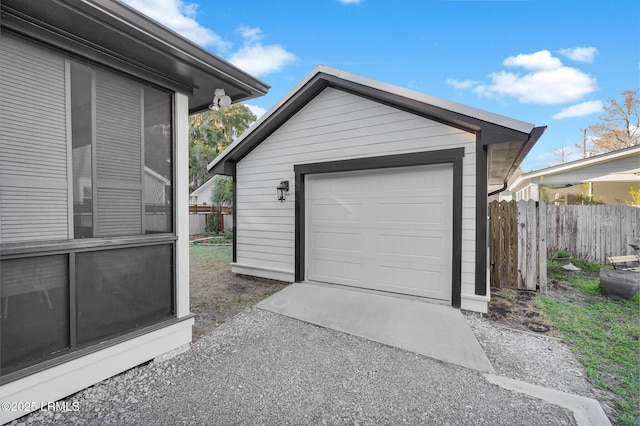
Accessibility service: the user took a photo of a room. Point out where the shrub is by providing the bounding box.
[205,214,219,234]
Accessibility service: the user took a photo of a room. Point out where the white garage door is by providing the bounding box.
[306,164,453,302]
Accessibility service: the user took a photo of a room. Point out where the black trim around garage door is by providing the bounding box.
[294,148,464,308]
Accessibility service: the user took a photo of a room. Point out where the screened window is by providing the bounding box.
[1,256,70,375]
[76,245,174,345]
[71,62,173,238]
[143,87,173,234]
[1,34,176,378]
[71,62,94,238]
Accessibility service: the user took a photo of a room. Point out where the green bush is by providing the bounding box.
[555,250,571,258]
[205,213,219,234]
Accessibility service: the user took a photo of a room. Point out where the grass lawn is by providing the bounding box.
[537,260,640,426]
[189,244,289,342]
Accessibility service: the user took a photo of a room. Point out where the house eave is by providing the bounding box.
[508,144,640,192]
[1,0,269,113]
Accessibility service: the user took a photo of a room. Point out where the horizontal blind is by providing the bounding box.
[94,70,143,237]
[0,34,69,243]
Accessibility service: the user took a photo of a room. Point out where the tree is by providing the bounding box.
[588,89,639,154]
[211,176,233,209]
[549,145,572,165]
[189,104,256,189]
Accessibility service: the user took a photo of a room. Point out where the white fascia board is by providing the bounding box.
[518,147,640,181]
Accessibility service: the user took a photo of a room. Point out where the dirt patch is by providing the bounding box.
[190,246,288,342]
[484,287,555,335]
[484,278,610,336]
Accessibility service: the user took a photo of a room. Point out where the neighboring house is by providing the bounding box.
[208,66,545,314]
[0,1,267,423]
[189,175,223,206]
[508,146,640,205]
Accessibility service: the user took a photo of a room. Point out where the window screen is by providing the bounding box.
[1,255,70,375]
[144,87,173,234]
[75,244,174,345]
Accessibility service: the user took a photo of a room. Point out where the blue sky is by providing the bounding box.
[123,0,638,171]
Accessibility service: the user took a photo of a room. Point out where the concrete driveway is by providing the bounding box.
[19,283,610,426]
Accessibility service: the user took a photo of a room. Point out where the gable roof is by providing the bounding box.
[1,0,269,113]
[207,66,545,189]
[508,145,640,190]
[190,175,223,201]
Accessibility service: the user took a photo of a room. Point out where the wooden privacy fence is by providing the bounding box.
[189,205,232,214]
[489,200,546,291]
[489,201,640,291]
[545,204,640,262]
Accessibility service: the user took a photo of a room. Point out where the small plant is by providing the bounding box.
[205,213,219,234]
[206,236,229,244]
[570,275,601,295]
[575,193,605,205]
[554,250,571,259]
[627,186,640,206]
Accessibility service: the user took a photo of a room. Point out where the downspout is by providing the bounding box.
[488,126,547,198]
[488,181,507,197]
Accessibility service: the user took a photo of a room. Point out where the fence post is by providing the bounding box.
[538,200,547,294]
[517,200,538,291]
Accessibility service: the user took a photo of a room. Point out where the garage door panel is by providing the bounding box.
[307,164,453,302]
[377,164,449,191]
[378,234,446,259]
[377,266,445,292]
[310,258,363,285]
[312,231,362,252]
[311,174,365,194]
[312,202,363,223]
[378,202,445,225]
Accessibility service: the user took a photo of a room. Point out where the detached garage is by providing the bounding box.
[208,66,545,313]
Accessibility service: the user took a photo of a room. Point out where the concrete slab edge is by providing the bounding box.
[484,374,611,426]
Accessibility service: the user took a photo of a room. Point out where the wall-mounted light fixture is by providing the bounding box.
[277,180,289,202]
[209,88,232,110]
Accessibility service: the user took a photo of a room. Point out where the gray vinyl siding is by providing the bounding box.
[236,87,477,296]
[0,34,69,242]
[95,71,143,236]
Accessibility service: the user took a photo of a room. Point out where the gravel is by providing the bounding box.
[11,308,585,426]
[463,312,596,397]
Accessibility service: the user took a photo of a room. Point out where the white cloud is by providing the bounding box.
[338,0,363,3]
[474,67,596,104]
[446,78,478,89]
[229,28,296,77]
[503,50,563,70]
[237,26,263,44]
[552,100,603,119]
[558,47,598,63]
[121,0,231,50]
[244,103,267,119]
[456,50,598,105]
[229,44,297,77]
